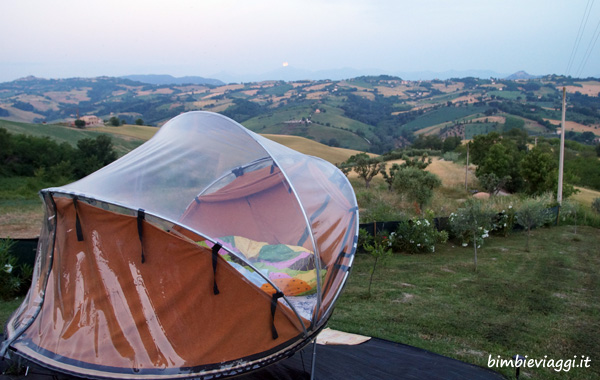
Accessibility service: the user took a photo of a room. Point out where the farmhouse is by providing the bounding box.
[80,115,102,126]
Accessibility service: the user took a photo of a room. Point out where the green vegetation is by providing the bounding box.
[0,119,599,380]
[401,106,489,132]
[329,225,600,380]
[0,119,143,156]
[0,128,117,181]
[1,75,599,154]
[0,239,32,300]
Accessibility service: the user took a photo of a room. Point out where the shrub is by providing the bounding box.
[391,212,448,254]
[515,196,554,252]
[0,239,32,300]
[491,204,516,237]
[442,151,460,163]
[593,198,600,214]
[357,228,372,253]
[449,199,494,271]
[393,167,442,214]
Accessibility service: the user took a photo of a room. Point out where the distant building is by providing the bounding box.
[81,115,103,126]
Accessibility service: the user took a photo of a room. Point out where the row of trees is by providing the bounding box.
[0,128,117,181]
[339,152,441,214]
[74,117,145,128]
[468,129,577,197]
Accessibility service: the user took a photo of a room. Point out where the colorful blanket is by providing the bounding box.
[200,236,324,297]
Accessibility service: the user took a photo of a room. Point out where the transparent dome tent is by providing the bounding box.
[1,111,359,379]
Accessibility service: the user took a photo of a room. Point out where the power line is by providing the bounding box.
[575,16,600,78]
[565,0,594,76]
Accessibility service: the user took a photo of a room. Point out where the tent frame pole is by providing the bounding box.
[310,338,317,380]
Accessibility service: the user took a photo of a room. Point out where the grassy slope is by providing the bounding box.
[401,106,489,132]
[329,225,600,380]
[262,134,367,164]
[242,106,371,151]
[93,124,159,140]
[572,186,600,207]
[0,120,144,156]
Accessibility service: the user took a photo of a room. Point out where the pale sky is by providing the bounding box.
[1,0,599,82]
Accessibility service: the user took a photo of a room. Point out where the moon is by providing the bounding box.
[282,62,289,67]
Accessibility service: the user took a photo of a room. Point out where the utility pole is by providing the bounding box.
[557,87,566,205]
[465,142,469,191]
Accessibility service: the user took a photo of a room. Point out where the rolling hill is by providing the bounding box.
[1,75,599,154]
[0,119,365,164]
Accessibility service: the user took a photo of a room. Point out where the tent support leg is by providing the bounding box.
[310,339,317,380]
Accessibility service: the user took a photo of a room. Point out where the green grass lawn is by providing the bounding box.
[329,225,600,380]
[0,297,22,328]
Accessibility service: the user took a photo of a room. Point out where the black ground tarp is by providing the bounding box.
[1,336,505,380]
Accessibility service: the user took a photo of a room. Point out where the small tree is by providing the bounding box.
[363,234,392,296]
[515,197,553,252]
[449,199,493,271]
[380,163,401,191]
[478,173,510,195]
[401,153,431,170]
[393,167,441,214]
[74,119,86,128]
[336,162,352,177]
[109,116,120,126]
[135,118,144,126]
[520,146,555,195]
[347,153,384,189]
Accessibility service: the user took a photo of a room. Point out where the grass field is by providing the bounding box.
[572,186,600,207]
[243,106,371,151]
[544,119,600,136]
[262,134,367,164]
[329,225,600,380]
[401,106,489,133]
[464,123,502,139]
[487,90,523,100]
[93,124,159,140]
[0,119,144,156]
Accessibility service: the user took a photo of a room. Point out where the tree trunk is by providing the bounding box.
[368,256,378,296]
[473,231,477,272]
[526,226,530,252]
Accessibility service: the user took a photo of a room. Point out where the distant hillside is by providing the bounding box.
[121,74,224,86]
[0,119,365,165]
[1,74,598,153]
[505,71,540,80]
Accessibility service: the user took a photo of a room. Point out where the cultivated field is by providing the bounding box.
[93,124,159,140]
[562,81,600,96]
[261,134,367,164]
[544,119,600,136]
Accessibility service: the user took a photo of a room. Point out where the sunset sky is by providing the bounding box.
[1,0,599,82]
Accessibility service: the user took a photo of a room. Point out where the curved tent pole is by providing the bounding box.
[232,127,323,328]
[192,156,273,198]
[42,191,310,339]
[304,155,360,323]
